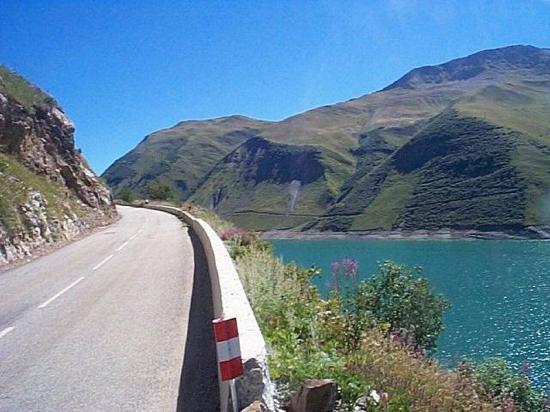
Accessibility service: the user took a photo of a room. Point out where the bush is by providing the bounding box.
[117,187,134,203]
[352,261,450,351]
[146,182,174,200]
[470,358,546,411]
[220,227,271,258]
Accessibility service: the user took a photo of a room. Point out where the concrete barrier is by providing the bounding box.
[140,204,274,411]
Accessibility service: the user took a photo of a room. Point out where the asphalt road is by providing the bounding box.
[0,206,208,411]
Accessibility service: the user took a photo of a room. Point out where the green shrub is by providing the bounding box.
[117,187,134,203]
[146,181,174,200]
[353,261,450,351]
[470,358,546,411]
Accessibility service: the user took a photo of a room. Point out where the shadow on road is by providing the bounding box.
[177,230,220,412]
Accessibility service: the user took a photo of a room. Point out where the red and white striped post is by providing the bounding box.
[213,317,244,412]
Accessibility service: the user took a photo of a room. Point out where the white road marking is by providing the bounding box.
[92,254,114,271]
[129,234,138,240]
[38,277,85,309]
[0,327,14,339]
[116,241,129,252]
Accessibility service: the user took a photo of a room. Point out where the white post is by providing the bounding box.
[230,379,239,412]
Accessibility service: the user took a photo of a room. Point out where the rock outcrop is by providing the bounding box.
[0,66,116,266]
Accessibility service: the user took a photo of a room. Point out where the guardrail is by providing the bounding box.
[129,204,274,411]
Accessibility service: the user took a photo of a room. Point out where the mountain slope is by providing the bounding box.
[103,116,272,199]
[0,66,116,265]
[103,45,550,235]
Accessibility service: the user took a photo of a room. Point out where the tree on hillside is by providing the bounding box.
[117,187,134,203]
[146,182,174,201]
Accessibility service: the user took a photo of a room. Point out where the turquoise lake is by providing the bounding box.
[270,239,550,393]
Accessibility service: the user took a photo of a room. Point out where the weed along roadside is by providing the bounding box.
[125,201,548,411]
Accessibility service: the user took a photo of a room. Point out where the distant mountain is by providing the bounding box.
[0,66,116,265]
[103,45,550,235]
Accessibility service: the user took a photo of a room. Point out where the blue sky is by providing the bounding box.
[1,1,549,173]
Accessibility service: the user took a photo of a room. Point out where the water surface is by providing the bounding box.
[270,238,550,392]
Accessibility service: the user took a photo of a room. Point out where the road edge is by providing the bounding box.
[128,203,275,412]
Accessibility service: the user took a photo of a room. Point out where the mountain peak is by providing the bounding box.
[382,45,550,91]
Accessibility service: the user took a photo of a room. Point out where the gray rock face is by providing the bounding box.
[0,71,116,266]
[0,95,113,210]
[0,190,87,266]
[237,358,273,410]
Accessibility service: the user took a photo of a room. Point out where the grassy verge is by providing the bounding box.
[129,200,548,411]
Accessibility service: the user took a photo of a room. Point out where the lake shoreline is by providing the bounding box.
[262,227,550,240]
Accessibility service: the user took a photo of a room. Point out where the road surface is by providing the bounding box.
[0,206,215,411]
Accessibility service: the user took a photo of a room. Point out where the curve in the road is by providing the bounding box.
[0,206,218,411]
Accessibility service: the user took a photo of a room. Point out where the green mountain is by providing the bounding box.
[103,45,550,235]
[0,66,116,266]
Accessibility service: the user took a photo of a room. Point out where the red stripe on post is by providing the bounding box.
[213,318,244,381]
[213,318,239,342]
[219,356,244,381]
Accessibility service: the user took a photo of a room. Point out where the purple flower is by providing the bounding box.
[330,261,341,293]
[342,257,359,281]
[519,361,531,376]
[330,261,340,276]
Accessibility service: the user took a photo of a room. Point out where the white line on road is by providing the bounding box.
[92,254,114,271]
[0,327,14,339]
[38,277,85,309]
[115,241,129,251]
[129,234,138,240]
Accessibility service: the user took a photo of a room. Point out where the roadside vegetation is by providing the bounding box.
[227,228,548,411]
[123,200,549,411]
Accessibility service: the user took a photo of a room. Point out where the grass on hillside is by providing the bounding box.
[103,117,268,199]
[0,154,81,235]
[351,171,418,230]
[0,65,54,111]
[457,83,550,143]
[512,140,550,226]
[326,112,537,231]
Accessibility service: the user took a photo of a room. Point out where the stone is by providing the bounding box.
[237,358,267,409]
[241,400,269,412]
[353,395,369,411]
[287,379,338,412]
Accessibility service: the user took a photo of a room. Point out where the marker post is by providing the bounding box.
[230,378,239,412]
[213,317,244,412]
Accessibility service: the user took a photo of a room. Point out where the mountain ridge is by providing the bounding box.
[103,45,550,235]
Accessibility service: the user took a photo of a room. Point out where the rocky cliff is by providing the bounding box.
[0,66,116,266]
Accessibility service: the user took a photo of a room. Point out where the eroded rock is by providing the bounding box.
[287,379,338,412]
[0,70,116,266]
